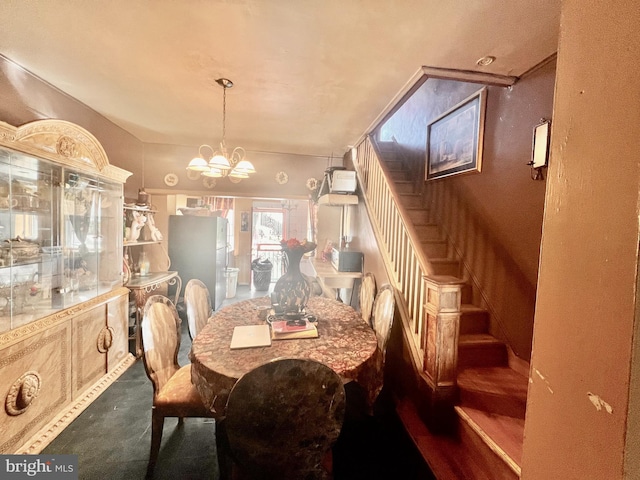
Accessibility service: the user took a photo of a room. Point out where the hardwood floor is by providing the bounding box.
[397,364,528,480]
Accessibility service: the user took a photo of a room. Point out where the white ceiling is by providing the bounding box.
[0,0,560,158]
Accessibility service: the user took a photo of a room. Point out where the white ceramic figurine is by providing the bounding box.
[128,210,147,242]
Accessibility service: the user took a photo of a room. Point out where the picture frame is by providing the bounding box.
[425,88,487,181]
[240,211,250,232]
[531,119,551,168]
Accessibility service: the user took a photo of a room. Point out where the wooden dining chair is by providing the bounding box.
[344,285,397,419]
[358,272,377,328]
[220,358,346,480]
[184,278,213,339]
[140,295,222,478]
[371,284,396,361]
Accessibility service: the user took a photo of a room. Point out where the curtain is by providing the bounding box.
[308,198,318,245]
[203,196,234,218]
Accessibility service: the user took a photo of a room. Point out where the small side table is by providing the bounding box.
[126,271,182,357]
[304,257,362,303]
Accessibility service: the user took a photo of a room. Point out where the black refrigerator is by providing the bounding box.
[168,215,228,310]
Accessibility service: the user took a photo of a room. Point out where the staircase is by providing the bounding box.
[375,139,528,479]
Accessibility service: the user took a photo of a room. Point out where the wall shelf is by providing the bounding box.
[317,194,358,206]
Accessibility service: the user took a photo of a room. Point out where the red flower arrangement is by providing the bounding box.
[280,238,316,251]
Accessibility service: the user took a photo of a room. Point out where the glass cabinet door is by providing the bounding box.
[0,149,60,331]
[61,172,123,308]
[97,177,124,296]
[0,147,125,334]
[0,115,130,336]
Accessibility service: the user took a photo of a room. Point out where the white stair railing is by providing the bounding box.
[353,136,463,403]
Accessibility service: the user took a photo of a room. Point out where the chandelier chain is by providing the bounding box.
[221,85,227,144]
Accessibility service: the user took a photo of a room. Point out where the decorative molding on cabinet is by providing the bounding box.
[0,287,130,349]
[0,119,132,183]
[15,353,135,455]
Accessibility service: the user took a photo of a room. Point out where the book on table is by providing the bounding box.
[230,324,272,349]
[270,319,318,340]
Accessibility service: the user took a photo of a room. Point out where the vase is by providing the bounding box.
[138,251,150,276]
[273,243,316,314]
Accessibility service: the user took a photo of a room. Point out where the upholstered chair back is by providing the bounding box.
[371,285,396,360]
[141,295,182,397]
[184,279,212,339]
[223,358,346,479]
[358,272,377,328]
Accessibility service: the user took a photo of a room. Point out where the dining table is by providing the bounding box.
[189,295,383,414]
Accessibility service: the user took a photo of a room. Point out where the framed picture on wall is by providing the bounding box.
[425,88,487,181]
[531,119,551,168]
[240,211,250,232]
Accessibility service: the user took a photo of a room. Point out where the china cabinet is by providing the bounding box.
[123,204,181,357]
[0,119,133,454]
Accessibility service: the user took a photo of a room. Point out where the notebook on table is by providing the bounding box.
[270,320,318,340]
[230,325,272,349]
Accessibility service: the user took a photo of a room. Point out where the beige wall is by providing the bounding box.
[522,1,640,478]
[0,55,329,201]
[142,142,328,199]
[234,197,253,285]
[0,55,144,198]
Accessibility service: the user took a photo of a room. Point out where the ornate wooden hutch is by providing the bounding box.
[0,119,133,454]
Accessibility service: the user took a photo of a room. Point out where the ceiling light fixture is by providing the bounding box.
[476,55,496,67]
[187,78,255,182]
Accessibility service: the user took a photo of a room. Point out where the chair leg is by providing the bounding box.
[215,418,233,480]
[146,410,165,478]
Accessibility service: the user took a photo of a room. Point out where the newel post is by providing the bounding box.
[419,275,464,428]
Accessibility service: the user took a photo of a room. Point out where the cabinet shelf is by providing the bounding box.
[125,271,179,289]
[0,257,42,269]
[124,240,162,247]
[124,205,157,214]
[317,193,358,206]
[124,206,180,358]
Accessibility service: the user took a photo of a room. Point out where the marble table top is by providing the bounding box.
[190,295,382,413]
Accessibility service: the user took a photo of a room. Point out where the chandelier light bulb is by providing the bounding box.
[202,168,223,178]
[186,156,209,172]
[233,160,256,174]
[228,170,250,179]
[209,153,231,170]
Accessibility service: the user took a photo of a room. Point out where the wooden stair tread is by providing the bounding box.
[457,366,528,419]
[430,257,457,264]
[459,333,504,345]
[396,397,498,480]
[460,304,486,314]
[458,366,528,403]
[455,405,524,474]
[421,238,447,245]
[458,334,508,368]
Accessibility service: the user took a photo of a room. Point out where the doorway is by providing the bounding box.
[251,199,308,283]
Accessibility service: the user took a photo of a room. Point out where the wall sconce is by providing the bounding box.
[528,118,551,180]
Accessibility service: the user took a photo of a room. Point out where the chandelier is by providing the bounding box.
[187,78,256,181]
